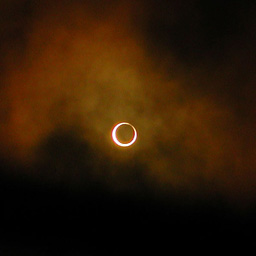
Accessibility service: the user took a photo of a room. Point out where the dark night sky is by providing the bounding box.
[0,0,256,255]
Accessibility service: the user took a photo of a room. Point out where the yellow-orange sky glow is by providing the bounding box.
[1,0,256,207]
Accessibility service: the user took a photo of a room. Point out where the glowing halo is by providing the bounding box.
[112,122,137,147]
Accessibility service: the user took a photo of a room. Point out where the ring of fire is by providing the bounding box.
[112,122,137,147]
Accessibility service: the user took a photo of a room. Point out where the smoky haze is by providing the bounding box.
[0,0,256,205]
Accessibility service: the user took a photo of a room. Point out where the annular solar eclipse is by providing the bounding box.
[112,122,137,147]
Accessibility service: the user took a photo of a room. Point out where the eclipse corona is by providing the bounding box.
[112,122,137,147]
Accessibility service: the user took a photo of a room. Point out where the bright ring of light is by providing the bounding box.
[112,122,137,147]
